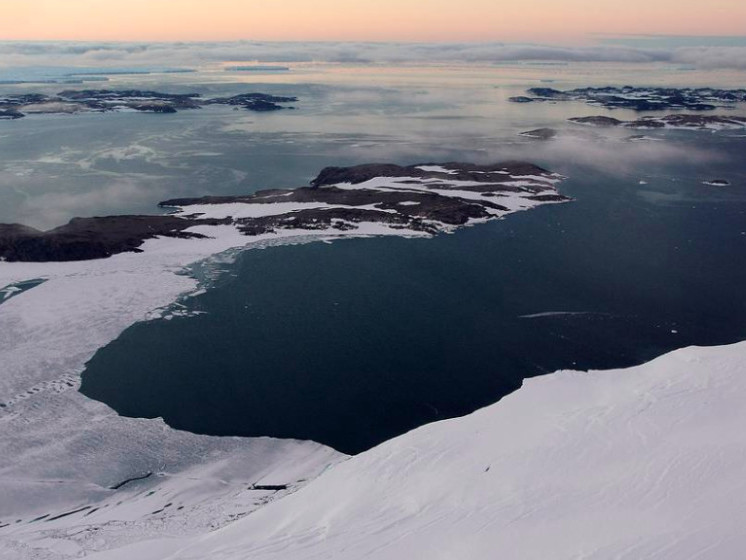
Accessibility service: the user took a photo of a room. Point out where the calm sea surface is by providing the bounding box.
[81,135,746,453]
[3,62,744,453]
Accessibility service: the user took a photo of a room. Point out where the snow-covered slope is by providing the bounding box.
[162,341,746,560]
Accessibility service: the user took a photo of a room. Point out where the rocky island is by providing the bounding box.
[0,89,298,118]
[569,114,746,130]
[0,109,24,120]
[0,161,568,262]
[519,128,557,140]
[510,86,746,111]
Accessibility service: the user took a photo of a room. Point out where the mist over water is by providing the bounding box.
[1,60,743,228]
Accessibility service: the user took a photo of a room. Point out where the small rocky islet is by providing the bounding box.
[519,128,558,140]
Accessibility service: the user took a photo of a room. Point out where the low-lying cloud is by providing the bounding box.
[16,179,167,230]
[1,40,746,70]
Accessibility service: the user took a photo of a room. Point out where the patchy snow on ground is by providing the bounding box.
[329,173,564,214]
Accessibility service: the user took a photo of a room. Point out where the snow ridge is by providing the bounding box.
[165,341,746,560]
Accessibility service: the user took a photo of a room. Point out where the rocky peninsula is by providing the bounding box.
[0,161,568,262]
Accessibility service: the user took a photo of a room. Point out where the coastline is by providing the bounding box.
[1,143,743,556]
[0,162,567,556]
[163,338,746,559]
[3,214,745,557]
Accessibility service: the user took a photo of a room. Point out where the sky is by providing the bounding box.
[2,0,745,43]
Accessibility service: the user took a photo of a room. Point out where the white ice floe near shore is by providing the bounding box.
[159,340,746,560]
[0,230,348,560]
[0,163,568,558]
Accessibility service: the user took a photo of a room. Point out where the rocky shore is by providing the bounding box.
[0,161,568,262]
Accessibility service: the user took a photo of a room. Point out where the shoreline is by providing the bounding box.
[0,160,568,556]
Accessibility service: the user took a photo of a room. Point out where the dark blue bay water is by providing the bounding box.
[79,133,746,454]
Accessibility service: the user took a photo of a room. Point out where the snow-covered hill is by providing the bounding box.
[159,340,746,560]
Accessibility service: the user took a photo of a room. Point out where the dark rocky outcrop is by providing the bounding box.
[569,116,625,127]
[3,161,568,262]
[525,87,567,99]
[0,216,228,262]
[309,161,553,188]
[0,89,297,117]
[512,86,746,111]
[205,93,297,111]
[0,93,49,106]
[519,128,557,140]
[130,103,178,113]
[162,183,514,236]
[0,109,24,119]
[569,114,746,130]
[508,96,534,103]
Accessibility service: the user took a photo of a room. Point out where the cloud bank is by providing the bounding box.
[1,40,746,70]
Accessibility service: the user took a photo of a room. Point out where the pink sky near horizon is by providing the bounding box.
[1,0,744,43]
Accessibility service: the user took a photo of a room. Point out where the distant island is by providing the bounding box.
[568,114,746,130]
[519,128,557,140]
[0,161,568,262]
[0,89,298,118]
[510,86,746,111]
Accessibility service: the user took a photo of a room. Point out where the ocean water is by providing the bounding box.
[80,134,746,453]
[3,61,745,454]
[80,138,746,453]
[3,60,744,229]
